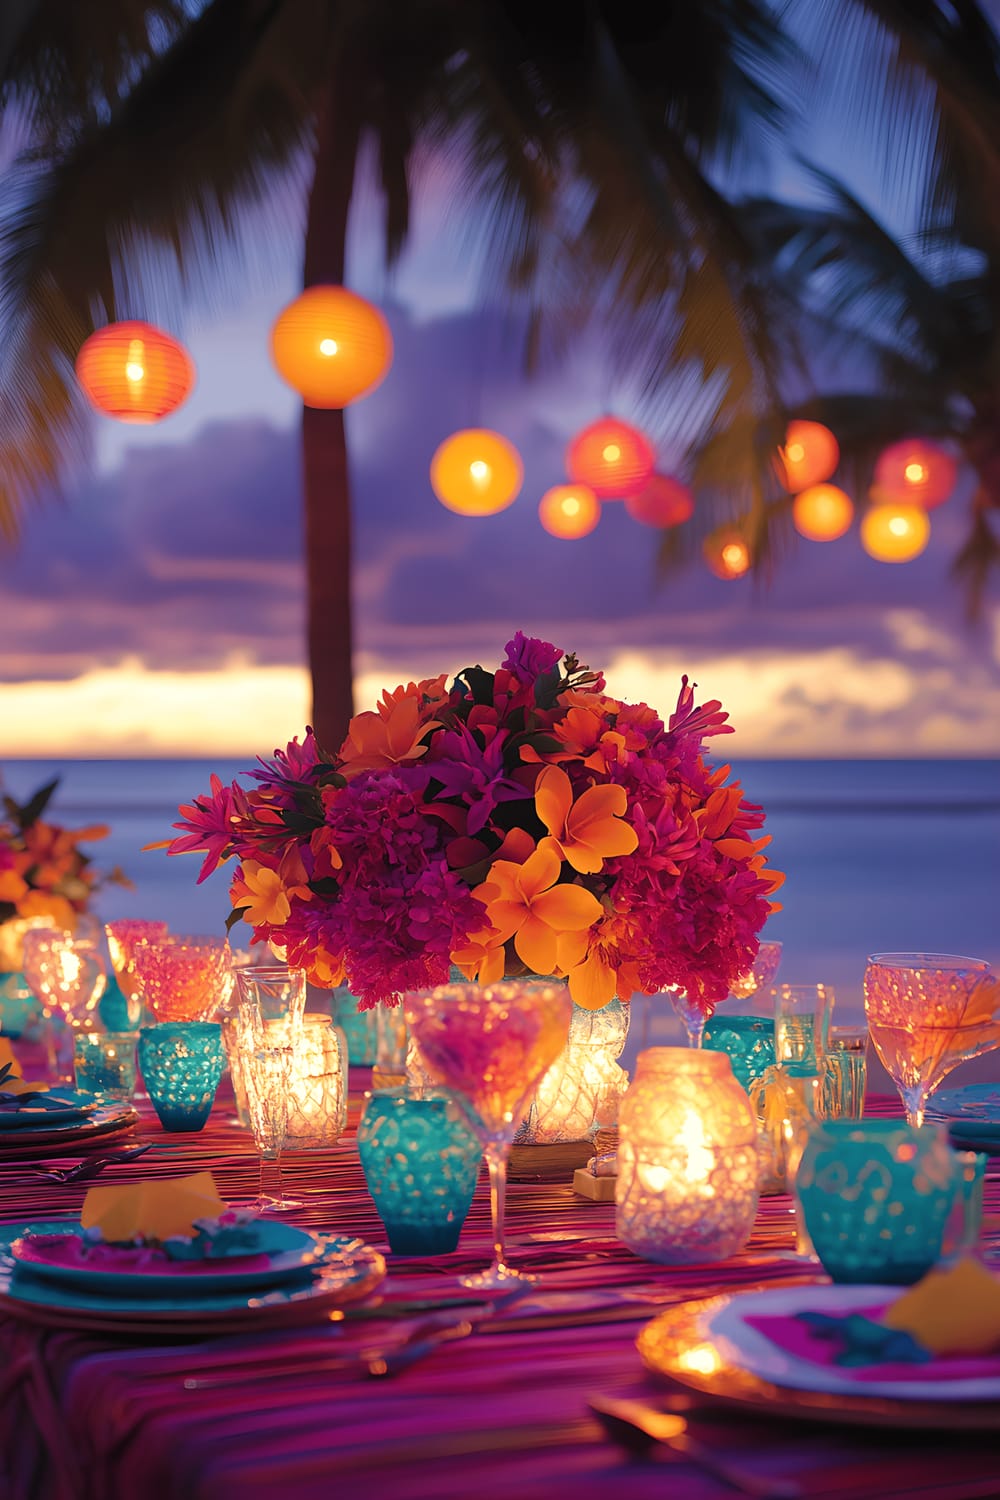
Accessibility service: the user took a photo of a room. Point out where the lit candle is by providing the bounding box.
[616,1047,760,1263]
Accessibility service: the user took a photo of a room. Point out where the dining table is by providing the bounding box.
[1,1048,999,1500]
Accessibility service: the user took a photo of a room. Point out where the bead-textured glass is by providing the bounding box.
[703,1014,775,1092]
[131,935,233,1023]
[516,999,630,1145]
[138,1021,224,1131]
[73,1030,138,1101]
[357,1088,482,1255]
[795,1120,962,1284]
[616,1048,760,1264]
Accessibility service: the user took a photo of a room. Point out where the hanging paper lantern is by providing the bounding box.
[431,429,523,516]
[776,421,839,492]
[270,285,392,408]
[566,417,655,499]
[704,530,751,580]
[75,321,195,424]
[861,503,930,562]
[873,438,957,509]
[624,473,694,529]
[538,484,601,539]
[792,483,854,542]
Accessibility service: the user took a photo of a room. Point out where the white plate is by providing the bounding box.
[705,1283,1000,1402]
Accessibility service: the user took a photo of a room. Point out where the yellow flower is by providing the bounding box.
[236,861,291,927]
[474,842,602,976]
[534,764,638,874]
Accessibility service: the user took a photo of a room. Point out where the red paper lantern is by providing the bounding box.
[704,530,751,580]
[776,421,839,492]
[566,417,655,498]
[270,285,392,408]
[873,439,957,509]
[792,483,854,542]
[624,473,694,529]
[538,484,601,538]
[75,321,195,424]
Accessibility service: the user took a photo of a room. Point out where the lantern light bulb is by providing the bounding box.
[602,443,621,462]
[469,460,491,485]
[904,462,925,483]
[562,496,581,516]
[787,443,804,463]
[125,362,144,382]
[319,338,338,356]
[888,516,909,536]
[722,542,749,573]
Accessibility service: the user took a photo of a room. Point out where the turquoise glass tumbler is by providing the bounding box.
[73,1030,138,1102]
[0,972,38,1039]
[795,1120,961,1285]
[357,1088,482,1255]
[703,1014,775,1091]
[330,987,378,1065]
[138,1022,224,1131]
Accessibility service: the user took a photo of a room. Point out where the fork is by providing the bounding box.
[12,1144,154,1183]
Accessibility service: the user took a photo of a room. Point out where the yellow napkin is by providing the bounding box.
[0,1038,35,1096]
[882,1256,1000,1356]
[81,1170,227,1242]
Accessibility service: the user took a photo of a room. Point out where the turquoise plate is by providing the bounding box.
[926,1084,1000,1124]
[0,1089,100,1129]
[5,1219,356,1296]
[0,1220,384,1317]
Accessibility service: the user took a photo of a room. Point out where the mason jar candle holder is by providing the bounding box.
[795,1119,965,1284]
[357,1086,482,1255]
[73,1030,138,1102]
[138,1021,224,1131]
[616,1048,760,1264]
[517,998,630,1145]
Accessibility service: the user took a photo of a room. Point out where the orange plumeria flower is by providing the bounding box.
[473,842,603,976]
[534,764,638,875]
[0,865,28,905]
[338,697,441,780]
[451,928,507,985]
[377,674,450,719]
[17,890,77,931]
[233,861,292,927]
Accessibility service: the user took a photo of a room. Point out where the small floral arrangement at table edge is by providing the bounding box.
[0,776,131,936]
[162,633,783,1013]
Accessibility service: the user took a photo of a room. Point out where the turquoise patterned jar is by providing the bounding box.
[703,1013,775,1092]
[138,1021,224,1132]
[795,1119,962,1284]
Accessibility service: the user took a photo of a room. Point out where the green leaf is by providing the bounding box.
[453,666,495,707]
[225,906,248,934]
[14,778,60,830]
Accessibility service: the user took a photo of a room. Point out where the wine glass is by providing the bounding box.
[864,953,999,1127]
[241,1040,304,1213]
[21,929,107,1083]
[403,979,573,1290]
[667,988,709,1049]
[728,940,784,1003]
[130,934,233,1022]
[104,919,169,1024]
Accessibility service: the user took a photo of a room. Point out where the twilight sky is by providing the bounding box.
[1,54,999,758]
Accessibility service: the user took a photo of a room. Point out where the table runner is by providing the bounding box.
[2,1082,999,1500]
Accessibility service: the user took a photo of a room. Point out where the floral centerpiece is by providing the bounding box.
[165,634,782,1017]
[0,777,129,963]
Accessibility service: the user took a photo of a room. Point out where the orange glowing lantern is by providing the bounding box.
[860,503,930,562]
[873,438,957,509]
[75,321,195,424]
[566,417,655,498]
[624,473,694,528]
[538,484,601,538]
[704,530,752,580]
[270,285,392,408]
[777,421,839,492]
[792,483,854,541]
[431,429,523,515]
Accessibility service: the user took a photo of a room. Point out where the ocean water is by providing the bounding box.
[3,758,999,1035]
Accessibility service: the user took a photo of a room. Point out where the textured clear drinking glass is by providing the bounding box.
[774,983,833,1077]
[404,980,572,1289]
[822,1026,869,1120]
[864,952,999,1127]
[241,1041,303,1213]
[234,964,307,1037]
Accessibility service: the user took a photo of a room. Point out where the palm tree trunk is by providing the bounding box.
[301,84,361,754]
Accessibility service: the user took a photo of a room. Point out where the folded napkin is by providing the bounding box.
[882,1255,1000,1356]
[0,1043,39,1099]
[81,1170,227,1243]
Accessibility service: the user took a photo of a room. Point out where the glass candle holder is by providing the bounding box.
[221,1014,252,1127]
[278,1015,347,1149]
[138,1021,224,1131]
[795,1119,964,1284]
[73,1030,138,1102]
[516,998,630,1144]
[105,920,169,1024]
[822,1026,869,1120]
[616,1048,760,1264]
[750,1064,824,1194]
[357,1087,483,1255]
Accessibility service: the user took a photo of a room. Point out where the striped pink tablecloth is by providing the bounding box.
[1,1079,999,1500]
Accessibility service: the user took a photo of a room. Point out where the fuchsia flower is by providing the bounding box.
[166,634,782,1010]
